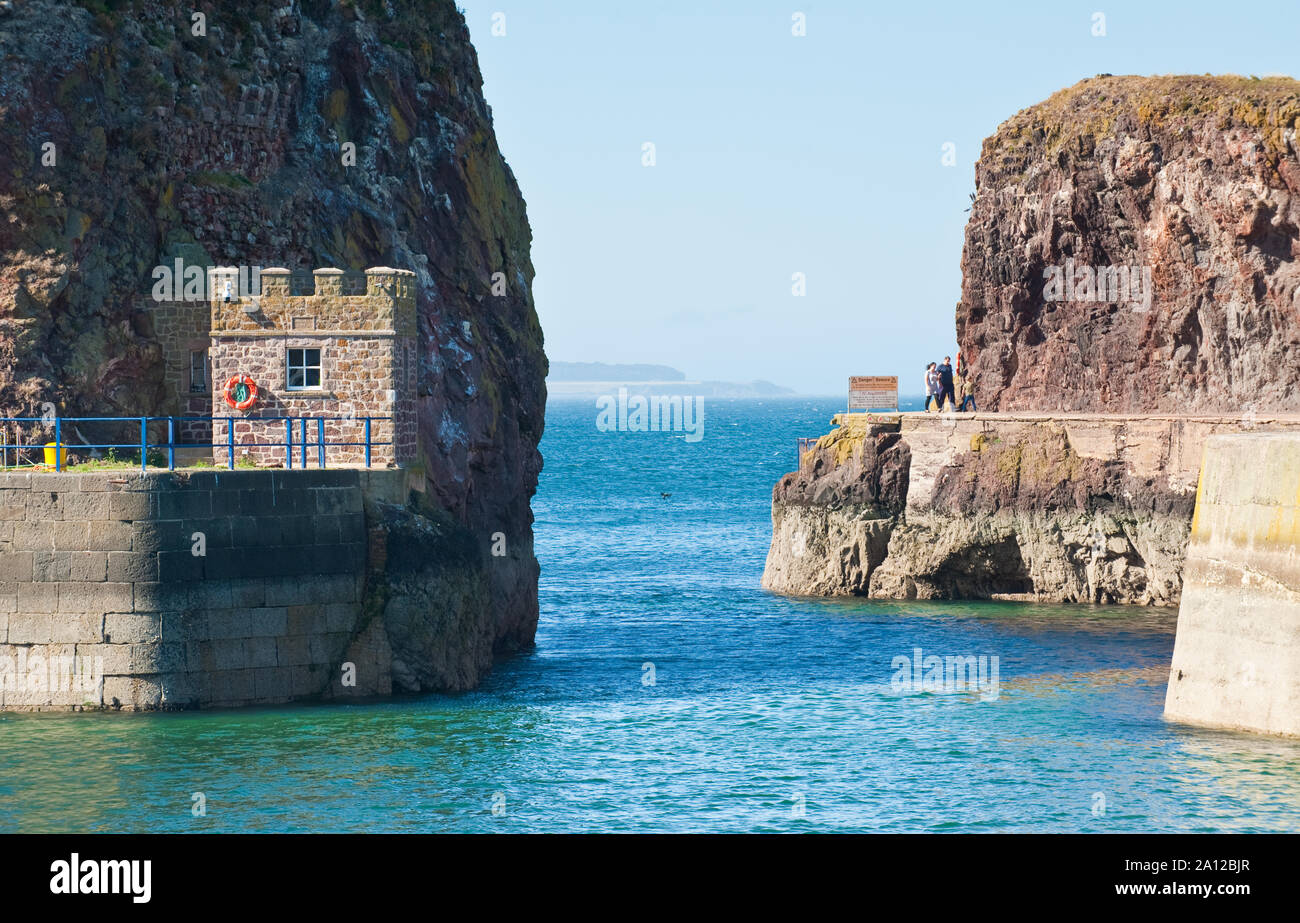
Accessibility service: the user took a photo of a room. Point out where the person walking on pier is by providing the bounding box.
[937,356,956,411]
[958,373,977,412]
[924,362,940,411]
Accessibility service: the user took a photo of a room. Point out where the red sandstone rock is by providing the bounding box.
[960,75,1300,413]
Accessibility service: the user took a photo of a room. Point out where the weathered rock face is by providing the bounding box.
[868,423,1192,605]
[961,75,1300,414]
[346,491,498,696]
[761,423,908,595]
[0,1,544,682]
[763,412,1300,606]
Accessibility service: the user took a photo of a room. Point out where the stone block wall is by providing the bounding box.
[0,468,408,710]
[1165,434,1300,737]
[145,266,419,466]
[209,267,416,333]
[209,334,412,467]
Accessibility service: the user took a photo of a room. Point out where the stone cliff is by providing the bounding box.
[763,423,908,596]
[767,75,1300,606]
[961,75,1300,413]
[0,0,545,687]
[763,411,1300,606]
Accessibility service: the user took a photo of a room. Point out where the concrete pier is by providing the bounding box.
[1164,434,1300,737]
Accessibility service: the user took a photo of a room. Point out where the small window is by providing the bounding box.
[287,348,322,390]
[189,350,208,393]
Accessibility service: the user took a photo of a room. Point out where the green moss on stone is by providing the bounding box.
[988,74,1300,166]
[190,171,254,190]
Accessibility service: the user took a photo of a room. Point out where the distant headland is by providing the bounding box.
[547,362,794,398]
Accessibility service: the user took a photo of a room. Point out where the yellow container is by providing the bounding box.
[43,442,68,467]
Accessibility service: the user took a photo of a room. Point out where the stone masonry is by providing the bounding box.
[144,294,212,445]
[1165,434,1300,737]
[0,467,412,710]
[149,265,419,467]
[209,266,418,467]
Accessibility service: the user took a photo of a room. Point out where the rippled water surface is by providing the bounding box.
[2,398,1299,832]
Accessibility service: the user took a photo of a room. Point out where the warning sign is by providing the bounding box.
[847,376,898,411]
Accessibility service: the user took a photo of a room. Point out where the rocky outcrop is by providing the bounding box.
[0,1,544,684]
[761,422,909,595]
[961,75,1300,414]
[767,76,1300,607]
[763,412,1300,606]
[868,424,1191,605]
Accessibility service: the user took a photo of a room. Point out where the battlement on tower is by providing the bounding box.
[207,266,417,336]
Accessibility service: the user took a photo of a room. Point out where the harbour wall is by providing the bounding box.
[1164,434,1300,737]
[0,467,494,710]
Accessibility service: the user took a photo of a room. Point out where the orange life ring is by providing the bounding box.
[223,374,259,411]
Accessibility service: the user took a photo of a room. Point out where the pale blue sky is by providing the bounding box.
[458,0,1298,395]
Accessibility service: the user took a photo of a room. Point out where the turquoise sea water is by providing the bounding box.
[2,397,1299,833]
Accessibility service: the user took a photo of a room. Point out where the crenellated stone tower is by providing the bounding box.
[197,265,418,467]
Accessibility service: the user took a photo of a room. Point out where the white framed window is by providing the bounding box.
[287,348,322,390]
[189,350,208,393]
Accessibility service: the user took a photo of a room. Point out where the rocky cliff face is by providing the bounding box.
[865,423,1192,605]
[961,75,1300,414]
[761,412,1300,606]
[762,422,909,595]
[766,75,1300,608]
[0,0,544,683]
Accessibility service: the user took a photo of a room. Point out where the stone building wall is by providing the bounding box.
[209,334,413,467]
[142,296,212,444]
[206,266,418,467]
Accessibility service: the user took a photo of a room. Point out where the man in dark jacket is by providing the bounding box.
[937,356,956,410]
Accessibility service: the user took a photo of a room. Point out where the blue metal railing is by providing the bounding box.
[0,416,393,472]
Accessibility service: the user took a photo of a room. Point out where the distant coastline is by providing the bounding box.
[547,361,795,398]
